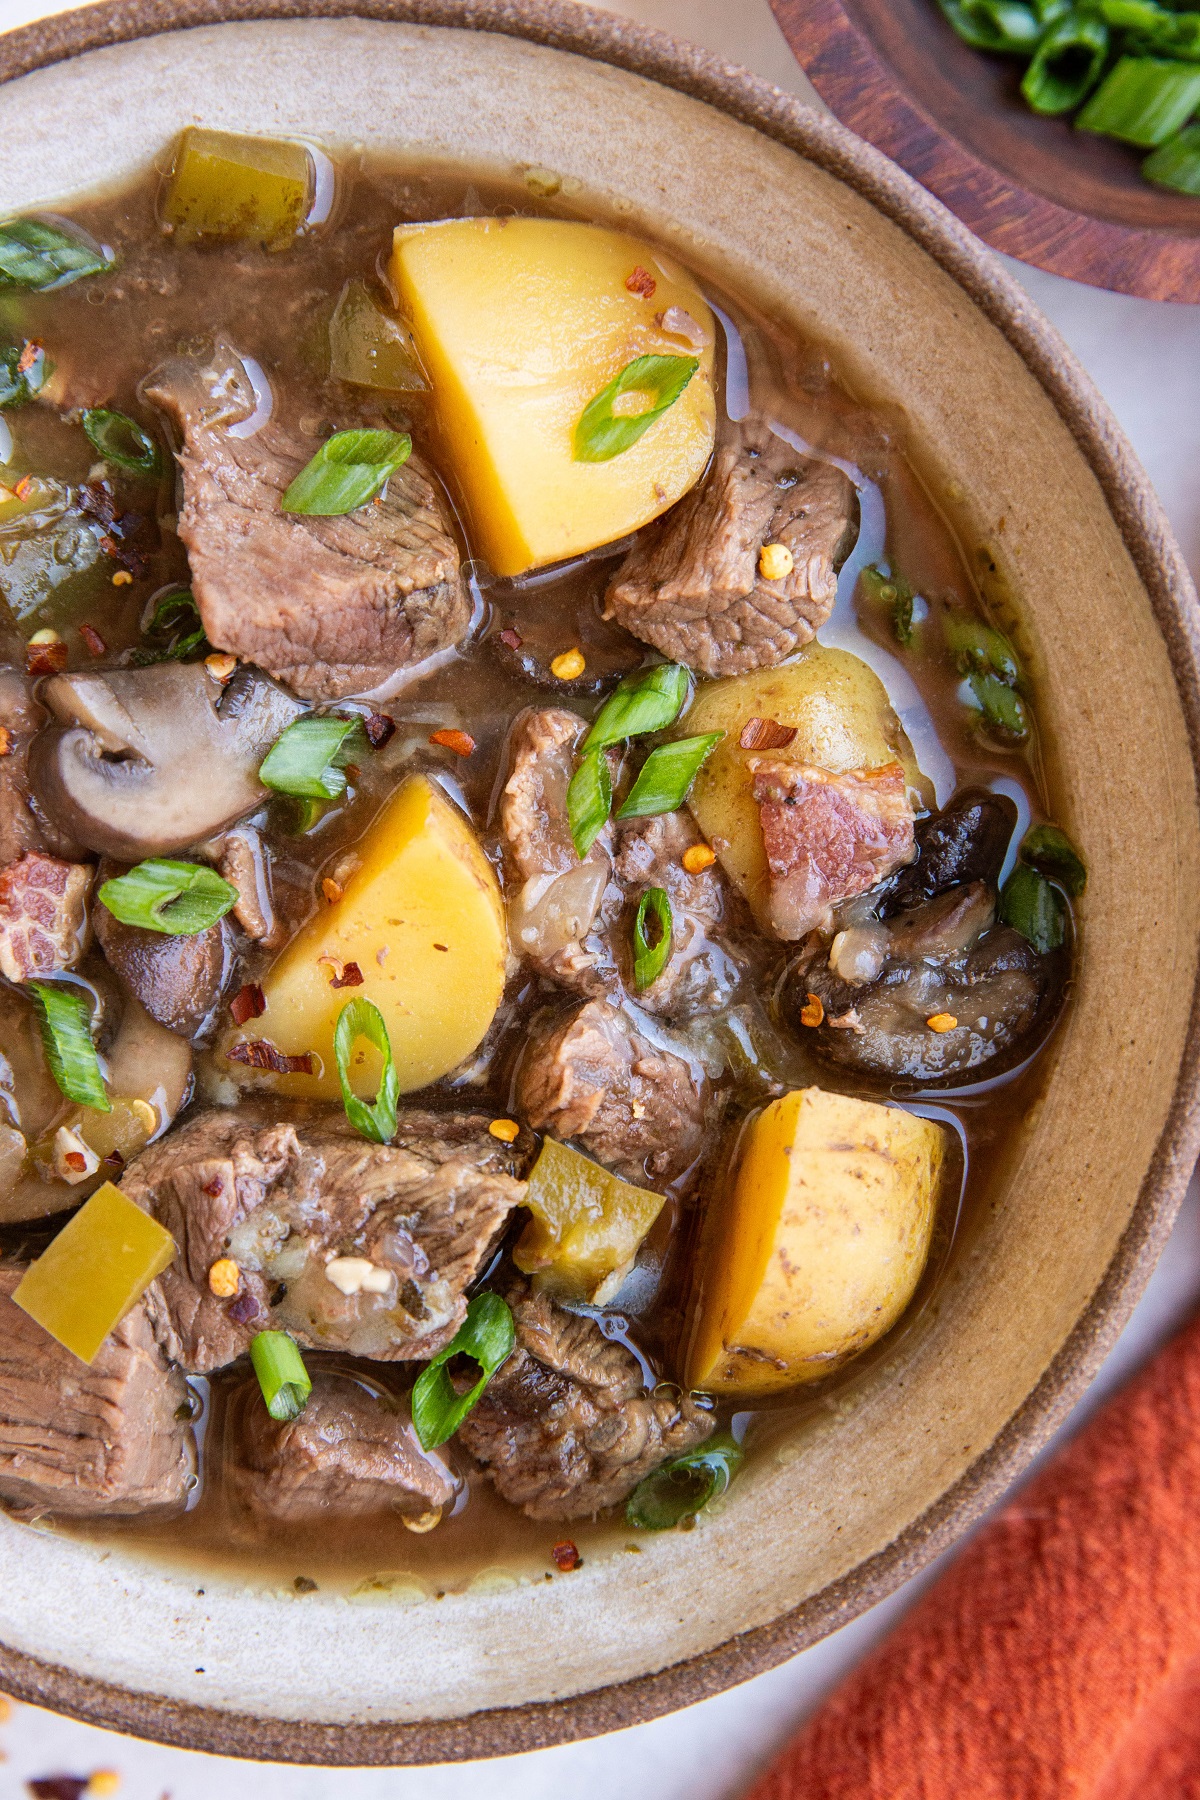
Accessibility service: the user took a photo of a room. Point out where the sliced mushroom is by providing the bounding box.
[93,859,234,1038]
[29,663,305,859]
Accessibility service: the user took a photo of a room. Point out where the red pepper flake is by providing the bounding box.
[26,639,68,677]
[13,475,34,501]
[63,1151,87,1174]
[79,622,107,658]
[364,711,396,749]
[432,943,449,953]
[228,1288,264,1326]
[739,716,798,752]
[625,265,656,299]
[102,1150,125,1172]
[27,1781,89,1800]
[201,1176,225,1199]
[229,982,266,1026]
[498,628,523,650]
[227,1039,315,1076]
[15,339,41,376]
[343,763,360,783]
[322,877,344,905]
[0,727,12,757]
[551,1539,582,1572]
[329,961,364,989]
[429,728,475,757]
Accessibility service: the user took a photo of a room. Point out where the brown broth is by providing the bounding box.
[1,147,1070,1593]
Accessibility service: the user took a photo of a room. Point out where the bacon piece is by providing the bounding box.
[749,759,915,940]
[0,851,91,982]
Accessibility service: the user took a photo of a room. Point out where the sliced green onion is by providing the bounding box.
[567,748,612,860]
[626,1433,743,1530]
[98,859,238,936]
[584,663,690,751]
[411,1291,515,1450]
[936,0,1043,52]
[999,862,1066,953]
[1102,0,1200,59]
[250,1331,312,1422]
[618,733,722,820]
[131,589,208,665]
[1144,119,1200,186]
[632,886,673,990]
[0,216,116,290]
[82,408,162,477]
[1077,55,1200,144]
[943,613,1020,684]
[967,670,1030,739]
[28,982,110,1113]
[0,341,46,409]
[574,354,698,463]
[281,427,412,516]
[859,564,916,646]
[333,997,399,1144]
[1022,14,1109,112]
[259,715,368,800]
[1020,823,1087,895]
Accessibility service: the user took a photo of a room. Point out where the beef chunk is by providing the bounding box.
[0,667,65,865]
[94,862,231,1037]
[0,851,90,982]
[458,1277,713,1520]
[604,419,857,676]
[612,810,742,1017]
[751,758,915,939]
[882,787,1017,913]
[144,339,471,701]
[0,1265,195,1518]
[516,1000,710,1190]
[124,1108,526,1372]
[226,1371,454,1523]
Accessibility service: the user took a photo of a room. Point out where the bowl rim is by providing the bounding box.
[1,0,1199,1766]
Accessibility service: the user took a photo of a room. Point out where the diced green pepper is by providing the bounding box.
[515,1137,665,1305]
[13,1180,177,1363]
[161,128,314,248]
[328,279,427,391]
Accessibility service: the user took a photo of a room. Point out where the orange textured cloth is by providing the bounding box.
[748,1308,1200,1800]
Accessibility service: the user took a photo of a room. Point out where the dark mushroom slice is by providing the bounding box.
[93,859,234,1039]
[879,787,1017,914]
[28,662,305,860]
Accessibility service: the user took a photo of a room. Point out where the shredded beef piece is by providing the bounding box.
[516,1000,709,1191]
[458,1277,713,1520]
[144,338,471,700]
[124,1107,526,1372]
[0,851,90,982]
[612,810,742,1017]
[750,758,915,939]
[0,1265,194,1518]
[604,418,857,675]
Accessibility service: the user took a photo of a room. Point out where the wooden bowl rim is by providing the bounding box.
[1,0,1199,1765]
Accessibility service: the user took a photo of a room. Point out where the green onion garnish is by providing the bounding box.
[968,670,1030,739]
[250,1330,312,1422]
[567,748,612,860]
[632,886,673,990]
[0,341,46,410]
[98,859,238,936]
[259,715,368,800]
[860,563,916,646]
[28,982,110,1113]
[935,0,1043,52]
[943,613,1020,684]
[574,354,698,463]
[584,663,690,752]
[1022,14,1109,113]
[0,216,116,290]
[1019,823,1087,895]
[411,1291,515,1450]
[1143,120,1200,189]
[618,733,722,820]
[333,997,399,1144]
[626,1433,743,1530]
[82,408,162,477]
[999,862,1066,953]
[281,427,412,516]
[1077,55,1200,144]
[130,589,208,665]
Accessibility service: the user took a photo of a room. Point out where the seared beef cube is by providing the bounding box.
[604,418,857,676]
[516,1000,710,1191]
[612,810,742,1018]
[0,851,91,982]
[227,1371,454,1523]
[0,1265,195,1518]
[125,1108,526,1373]
[458,1277,713,1521]
[144,339,471,701]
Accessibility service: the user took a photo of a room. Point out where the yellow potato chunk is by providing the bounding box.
[685,1088,944,1396]
[13,1181,177,1364]
[389,218,716,576]
[515,1137,665,1305]
[681,648,932,931]
[223,775,506,1099]
[162,128,313,247]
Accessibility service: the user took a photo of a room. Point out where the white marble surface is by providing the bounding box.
[1,0,1200,1791]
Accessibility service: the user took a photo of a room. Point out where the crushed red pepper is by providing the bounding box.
[226,1040,315,1076]
[625,265,656,298]
[551,1540,582,1572]
[739,716,798,752]
[78,623,107,658]
[229,983,266,1026]
[429,728,476,757]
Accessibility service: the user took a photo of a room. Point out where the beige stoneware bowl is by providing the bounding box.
[1,0,1199,1765]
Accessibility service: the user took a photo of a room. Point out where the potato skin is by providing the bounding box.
[685,1087,944,1396]
[680,648,932,931]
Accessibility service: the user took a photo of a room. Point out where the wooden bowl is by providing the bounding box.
[1,0,1199,1766]
[769,0,1200,300]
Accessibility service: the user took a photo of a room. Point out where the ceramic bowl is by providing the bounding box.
[0,0,1198,1766]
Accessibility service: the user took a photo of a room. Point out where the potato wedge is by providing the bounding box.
[681,648,932,931]
[390,218,716,576]
[685,1087,943,1396]
[222,775,506,1099]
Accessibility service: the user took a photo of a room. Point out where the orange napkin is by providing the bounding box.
[747,1307,1200,1800]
